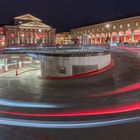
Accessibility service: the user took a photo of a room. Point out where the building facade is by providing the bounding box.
[55,32,71,45]
[0,27,6,47]
[71,16,140,45]
[0,14,56,47]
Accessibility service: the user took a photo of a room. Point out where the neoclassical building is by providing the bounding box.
[0,14,56,47]
[71,16,140,44]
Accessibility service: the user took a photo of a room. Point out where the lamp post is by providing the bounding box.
[16,60,19,76]
[106,24,110,43]
[105,24,111,50]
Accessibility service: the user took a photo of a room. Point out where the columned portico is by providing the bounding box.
[2,14,56,47]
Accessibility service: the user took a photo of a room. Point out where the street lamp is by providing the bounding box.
[105,24,110,43]
[38,29,42,32]
[21,34,25,37]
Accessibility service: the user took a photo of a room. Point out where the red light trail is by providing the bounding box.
[0,100,140,117]
[89,82,140,98]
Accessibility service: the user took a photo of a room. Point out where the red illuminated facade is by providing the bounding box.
[0,27,6,47]
[0,14,56,47]
[71,16,140,45]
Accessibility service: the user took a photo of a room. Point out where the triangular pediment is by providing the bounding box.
[14,14,42,21]
[19,21,51,29]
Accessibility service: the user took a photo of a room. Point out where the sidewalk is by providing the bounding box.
[0,64,40,76]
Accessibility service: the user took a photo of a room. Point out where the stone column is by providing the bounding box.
[100,37,102,44]
[45,31,47,44]
[95,37,97,44]
[30,30,33,44]
[33,30,35,44]
[50,30,53,44]
[42,30,45,44]
[110,36,113,43]
[52,29,56,44]
[131,32,134,42]
[26,30,28,44]
[48,31,50,44]
[19,30,21,44]
[124,33,126,42]
[17,30,20,44]
[46,31,49,44]
[117,33,119,42]
[29,30,31,44]
[34,30,37,44]
[50,31,52,44]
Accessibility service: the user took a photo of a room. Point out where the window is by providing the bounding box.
[18,21,23,24]
[136,22,139,26]
[113,26,116,30]
[59,67,66,74]
[120,25,123,29]
[127,23,130,27]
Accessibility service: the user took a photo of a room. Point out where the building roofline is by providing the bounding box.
[14,14,42,22]
[71,12,140,31]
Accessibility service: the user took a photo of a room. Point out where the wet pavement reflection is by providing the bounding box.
[0,48,140,139]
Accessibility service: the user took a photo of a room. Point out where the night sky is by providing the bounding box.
[0,0,140,31]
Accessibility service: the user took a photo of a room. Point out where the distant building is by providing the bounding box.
[0,14,56,47]
[71,16,140,44]
[55,32,71,45]
[0,27,6,47]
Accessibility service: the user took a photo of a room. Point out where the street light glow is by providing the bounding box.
[38,29,42,32]
[106,24,110,28]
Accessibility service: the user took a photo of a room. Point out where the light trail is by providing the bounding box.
[0,115,140,128]
[89,82,140,98]
[0,101,140,117]
[0,98,65,109]
[112,46,140,53]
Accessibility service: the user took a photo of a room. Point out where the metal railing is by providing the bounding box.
[0,46,108,55]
